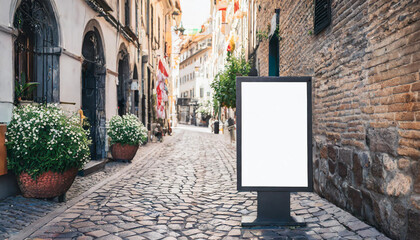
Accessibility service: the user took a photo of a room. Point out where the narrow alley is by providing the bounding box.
[9,127,389,240]
[0,0,419,239]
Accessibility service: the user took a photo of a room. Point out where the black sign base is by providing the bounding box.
[241,192,306,227]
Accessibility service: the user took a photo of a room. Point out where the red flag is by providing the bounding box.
[221,10,226,23]
[158,60,169,77]
[234,0,239,13]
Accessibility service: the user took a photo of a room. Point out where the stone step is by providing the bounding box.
[78,159,108,176]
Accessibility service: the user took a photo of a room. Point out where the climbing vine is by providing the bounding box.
[256,23,281,42]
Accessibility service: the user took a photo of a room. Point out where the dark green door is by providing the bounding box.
[82,63,97,159]
[269,35,279,76]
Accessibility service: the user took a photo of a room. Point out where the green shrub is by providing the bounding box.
[108,114,148,146]
[211,52,250,109]
[6,104,90,179]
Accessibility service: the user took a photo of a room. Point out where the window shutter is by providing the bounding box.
[314,0,331,35]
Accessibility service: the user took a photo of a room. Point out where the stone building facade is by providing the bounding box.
[249,0,420,239]
[0,0,180,199]
[140,0,181,130]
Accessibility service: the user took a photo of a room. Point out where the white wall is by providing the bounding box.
[0,0,139,121]
[179,60,197,97]
[55,1,124,117]
[0,0,17,123]
[179,46,212,99]
[0,30,14,123]
[59,54,82,113]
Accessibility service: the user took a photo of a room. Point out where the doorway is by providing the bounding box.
[141,63,146,125]
[133,65,139,116]
[147,68,152,130]
[81,29,106,160]
[268,35,279,76]
[118,49,130,116]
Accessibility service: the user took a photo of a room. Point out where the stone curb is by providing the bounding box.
[10,141,163,240]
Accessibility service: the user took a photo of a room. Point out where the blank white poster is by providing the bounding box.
[241,82,308,187]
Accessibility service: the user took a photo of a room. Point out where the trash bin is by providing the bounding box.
[214,121,219,134]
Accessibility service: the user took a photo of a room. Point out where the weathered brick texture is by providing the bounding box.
[253,0,420,239]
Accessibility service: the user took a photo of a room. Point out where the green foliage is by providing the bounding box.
[211,52,251,109]
[212,98,220,118]
[14,73,39,105]
[108,114,148,146]
[6,104,91,179]
[151,94,157,122]
[256,30,269,41]
[257,24,281,42]
[276,24,282,39]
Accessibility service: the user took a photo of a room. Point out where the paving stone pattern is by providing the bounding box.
[0,195,57,239]
[0,147,151,239]
[26,127,390,239]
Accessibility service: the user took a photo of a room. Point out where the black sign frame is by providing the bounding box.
[236,76,313,192]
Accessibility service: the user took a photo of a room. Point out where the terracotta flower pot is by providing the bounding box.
[18,168,78,198]
[111,143,139,161]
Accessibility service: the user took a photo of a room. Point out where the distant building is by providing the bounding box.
[210,0,249,122]
[177,34,212,124]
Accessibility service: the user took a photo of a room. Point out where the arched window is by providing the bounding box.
[13,0,60,103]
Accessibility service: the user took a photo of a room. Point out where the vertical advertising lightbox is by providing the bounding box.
[237,77,313,192]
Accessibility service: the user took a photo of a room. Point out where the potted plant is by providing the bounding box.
[108,114,147,161]
[14,74,39,106]
[197,100,213,127]
[5,104,90,199]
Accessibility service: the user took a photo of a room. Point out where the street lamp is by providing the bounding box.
[178,23,185,35]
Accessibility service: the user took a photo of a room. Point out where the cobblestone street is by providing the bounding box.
[10,126,390,240]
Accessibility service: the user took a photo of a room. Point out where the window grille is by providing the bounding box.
[314,0,331,35]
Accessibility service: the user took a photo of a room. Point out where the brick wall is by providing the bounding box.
[252,0,420,239]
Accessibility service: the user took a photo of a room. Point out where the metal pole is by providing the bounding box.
[218,75,221,121]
